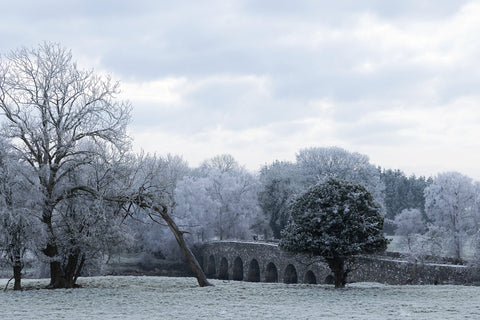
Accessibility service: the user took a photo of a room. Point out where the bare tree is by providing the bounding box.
[394,208,426,254]
[0,43,211,288]
[296,147,385,210]
[103,153,212,287]
[424,172,475,261]
[199,154,239,174]
[176,155,260,242]
[0,42,130,288]
[0,139,38,290]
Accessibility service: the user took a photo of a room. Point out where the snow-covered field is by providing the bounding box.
[1,276,479,319]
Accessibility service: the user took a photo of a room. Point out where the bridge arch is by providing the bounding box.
[206,255,216,278]
[201,241,469,286]
[284,264,298,284]
[247,259,260,282]
[233,256,244,281]
[325,274,334,285]
[218,257,229,280]
[304,270,317,284]
[201,241,333,285]
[265,262,278,283]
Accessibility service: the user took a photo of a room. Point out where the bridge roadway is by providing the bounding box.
[200,241,472,285]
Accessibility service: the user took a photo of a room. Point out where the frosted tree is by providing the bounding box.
[0,43,131,288]
[113,153,213,287]
[130,154,190,258]
[295,147,385,212]
[51,155,133,283]
[175,176,219,242]
[175,155,261,241]
[198,154,239,174]
[470,182,480,262]
[410,226,450,260]
[0,43,212,288]
[394,208,426,254]
[258,160,300,238]
[424,172,475,261]
[280,178,388,288]
[0,140,39,290]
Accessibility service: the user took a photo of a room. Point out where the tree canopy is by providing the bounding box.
[424,171,476,261]
[280,178,388,287]
[0,43,212,289]
[0,43,133,288]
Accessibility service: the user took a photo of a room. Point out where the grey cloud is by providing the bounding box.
[2,0,479,178]
[242,0,471,21]
[335,118,413,147]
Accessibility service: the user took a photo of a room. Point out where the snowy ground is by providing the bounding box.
[1,276,479,320]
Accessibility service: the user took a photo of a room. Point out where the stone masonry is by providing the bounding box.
[201,241,477,285]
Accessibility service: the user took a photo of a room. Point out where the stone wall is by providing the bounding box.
[348,255,472,285]
[201,241,477,285]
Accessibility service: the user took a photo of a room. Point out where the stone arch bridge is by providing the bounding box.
[200,241,473,285]
[201,241,331,284]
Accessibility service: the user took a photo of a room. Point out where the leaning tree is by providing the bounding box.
[280,178,388,288]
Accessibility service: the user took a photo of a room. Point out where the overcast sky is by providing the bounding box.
[2,0,480,179]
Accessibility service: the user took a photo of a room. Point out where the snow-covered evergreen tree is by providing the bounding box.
[380,169,431,222]
[280,178,388,288]
[259,147,385,238]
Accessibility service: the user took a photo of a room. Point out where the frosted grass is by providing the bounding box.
[1,276,479,319]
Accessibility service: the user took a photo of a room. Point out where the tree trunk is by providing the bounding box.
[453,235,462,262]
[42,206,69,288]
[49,261,69,289]
[269,221,281,239]
[48,252,85,289]
[73,254,85,285]
[326,257,347,288]
[10,248,23,291]
[64,251,84,288]
[43,241,70,289]
[138,199,213,287]
[13,263,22,291]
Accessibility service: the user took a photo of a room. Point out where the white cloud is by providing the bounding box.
[350,2,480,72]
[120,78,187,106]
[348,95,480,179]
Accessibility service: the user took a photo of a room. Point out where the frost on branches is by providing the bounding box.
[174,154,260,242]
[258,147,386,240]
[0,139,39,290]
[295,147,385,210]
[424,172,477,262]
[258,161,300,239]
[279,178,388,288]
